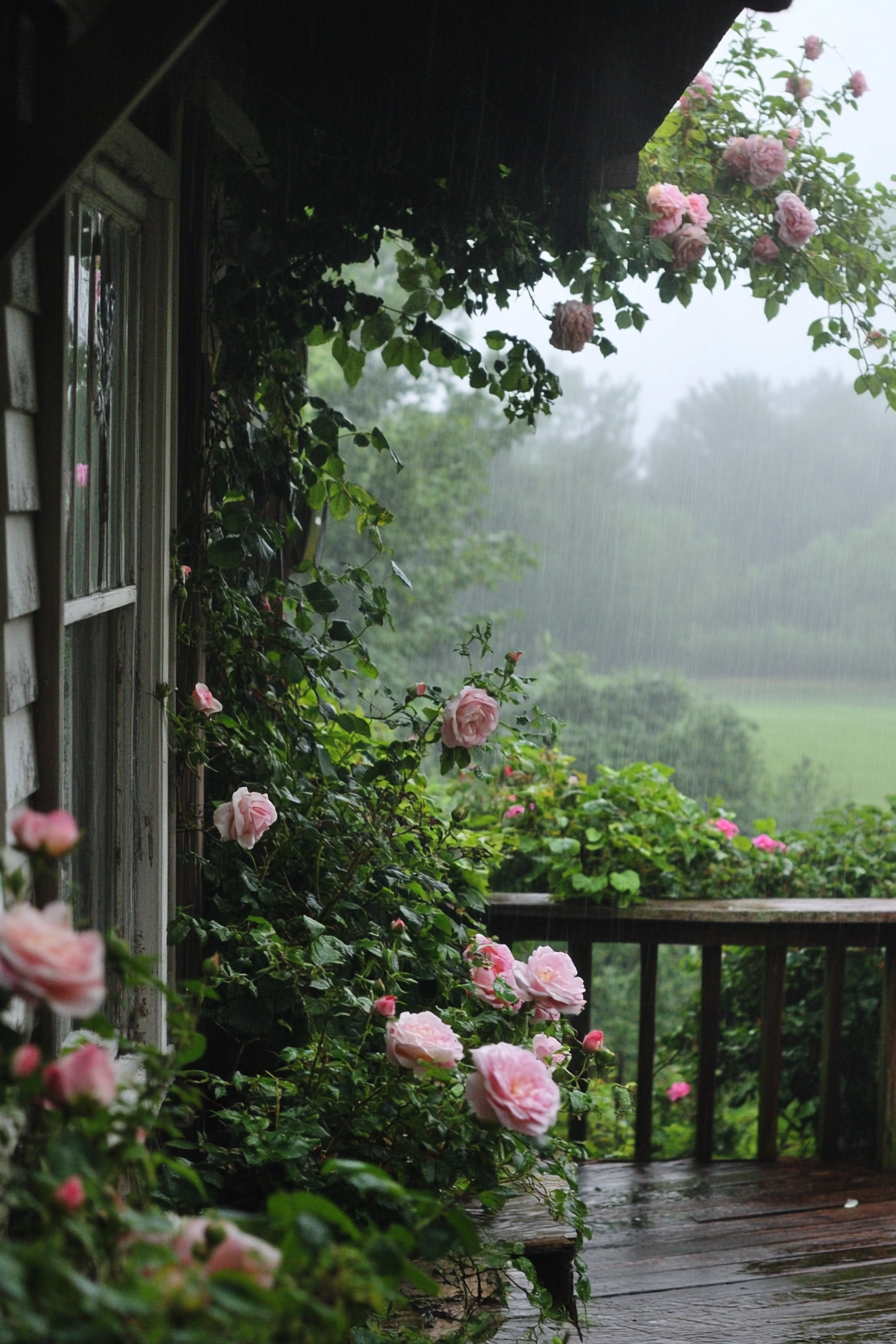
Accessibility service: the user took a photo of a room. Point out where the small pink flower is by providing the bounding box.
[441,686,500,749]
[466,935,519,1009]
[753,234,780,263]
[191,683,223,716]
[161,1218,281,1288]
[11,1043,41,1078]
[549,300,595,353]
[465,1042,560,1136]
[582,1029,605,1053]
[503,804,525,821]
[532,1033,569,1070]
[178,564,191,583]
[670,223,710,271]
[774,191,817,248]
[784,126,801,150]
[514,946,586,1017]
[866,329,887,347]
[685,193,712,228]
[646,183,688,236]
[506,651,522,664]
[44,1043,118,1107]
[53,1175,86,1211]
[213,788,277,849]
[0,902,104,1017]
[12,808,80,857]
[712,817,740,840]
[744,134,788,188]
[373,995,397,1017]
[386,1011,464,1076]
[415,683,426,696]
[667,1080,691,1102]
[508,794,517,802]
[528,802,536,811]
[849,71,869,98]
[786,74,812,101]
[753,833,787,853]
[679,69,714,111]
[74,463,89,488]
[803,35,824,61]
[260,596,272,613]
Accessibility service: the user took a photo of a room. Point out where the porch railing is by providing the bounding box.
[487,895,896,1167]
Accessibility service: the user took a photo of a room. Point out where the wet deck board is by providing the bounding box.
[570,1160,896,1342]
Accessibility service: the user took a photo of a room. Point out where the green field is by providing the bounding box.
[700,681,896,808]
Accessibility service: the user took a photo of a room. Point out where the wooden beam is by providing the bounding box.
[696,944,721,1163]
[758,945,788,1162]
[819,940,846,1163]
[567,928,593,1144]
[635,942,658,1163]
[877,946,896,1170]
[2,0,227,266]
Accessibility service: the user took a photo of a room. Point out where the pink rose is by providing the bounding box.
[391,918,406,931]
[774,191,817,248]
[667,1080,691,1102]
[465,1043,560,1137]
[786,74,812,101]
[415,683,426,696]
[712,817,740,839]
[164,1218,281,1288]
[441,686,500,749]
[646,183,688,236]
[179,564,192,582]
[804,35,824,61]
[385,1010,464,1076]
[866,329,887,347]
[849,71,869,98]
[532,1033,569,1070]
[12,808,80,857]
[191,683,223,716]
[549,300,595,353]
[670,223,710,271]
[744,135,788,188]
[582,1029,605,1053]
[503,805,525,821]
[43,1043,118,1107]
[753,233,780,263]
[752,833,787,853]
[722,137,751,178]
[514,946,586,1017]
[212,788,278,849]
[11,1043,41,1077]
[465,935,519,1009]
[373,995,396,1017]
[685,193,712,228]
[54,1175,86,1211]
[784,126,801,150]
[0,902,105,1017]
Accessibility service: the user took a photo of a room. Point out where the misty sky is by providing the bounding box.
[469,0,895,446]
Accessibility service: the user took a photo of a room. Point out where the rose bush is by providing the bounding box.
[465,1043,561,1137]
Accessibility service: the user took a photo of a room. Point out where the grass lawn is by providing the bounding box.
[699,681,896,807]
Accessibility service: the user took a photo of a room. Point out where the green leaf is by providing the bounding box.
[391,560,413,589]
[402,288,431,316]
[360,310,396,351]
[342,346,366,388]
[207,537,244,568]
[303,581,339,614]
[485,331,507,350]
[381,336,406,368]
[609,870,641,895]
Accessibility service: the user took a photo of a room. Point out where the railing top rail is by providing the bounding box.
[488,894,896,925]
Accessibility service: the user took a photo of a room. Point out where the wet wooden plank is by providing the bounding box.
[490,895,896,922]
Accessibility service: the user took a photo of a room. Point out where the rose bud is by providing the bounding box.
[506,651,522,665]
[391,918,406,932]
[373,995,397,1017]
[582,1029,605,1053]
[11,1043,41,1078]
[53,1175,86,1212]
[191,683,223,716]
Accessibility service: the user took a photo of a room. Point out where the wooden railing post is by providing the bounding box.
[758,945,787,1162]
[696,944,721,1163]
[877,942,896,1170]
[635,942,658,1163]
[567,929,593,1144]
[819,940,846,1163]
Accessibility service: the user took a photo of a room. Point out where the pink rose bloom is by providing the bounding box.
[532,1033,569,1071]
[786,74,812,101]
[44,1043,118,1107]
[685,193,712,228]
[670,223,709,271]
[722,137,751,178]
[385,1010,464,1076]
[441,686,500,749]
[866,330,888,347]
[849,71,869,97]
[213,787,277,849]
[465,935,519,1009]
[0,902,105,1017]
[75,463,89,488]
[752,833,787,853]
[11,1043,41,1078]
[646,183,688,236]
[744,135,788,188]
[465,1042,560,1137]
[549,300,595,353]
[784,126,801,150]
[712,817,740,840]
[753,233,780,263]
[191,683,223,716]
[12,808,80,857]
[667,1080,691,1102]
[803,35,824,61]
[774,191,817,248]
[54,1175,86,1211]
[514,946,586,1017]
[503,804,525,821]
[582,1029,605,1053]
[167,1218,281,1288]
[373,995,396,1017]
[679,71,713,112]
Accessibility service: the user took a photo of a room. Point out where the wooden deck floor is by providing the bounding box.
[499,1160,896,1342]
